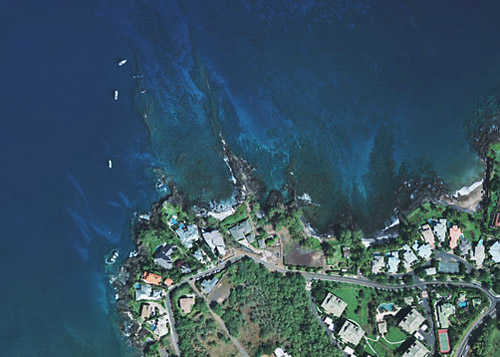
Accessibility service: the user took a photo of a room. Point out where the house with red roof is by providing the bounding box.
[142,271,162,286]
[449,225,462,250]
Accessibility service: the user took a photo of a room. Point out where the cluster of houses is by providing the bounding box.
[128,207,274,345]
[318,292,432,357]
[432,291,481,354]
[372,217,500,276]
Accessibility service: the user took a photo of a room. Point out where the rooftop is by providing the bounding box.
[472,239,485,267]
[274,347,292,357]
[201,276,219,294]
[421,224,435,248]
[490,241,500,263]
[202,230,226,256]
[403,244,419,269]
[438,261,460,274]
[175,224,200,249]
[338,320,365,346]
[229,219,254,242]
[459,236,472,257]
[141,303,154,319]
[438,303,456,329]
[402,340,430,357]
[142,271,163,286]
[387,252,400,274]
[425,267,437,276]
[433,218,447,242]
[399,309,426,334]
[153,244,176,270]
[449,225,462,250]
[372,255,385,274]
[321,292,347,317]
[413,242,432,260]
[179,296,196,314]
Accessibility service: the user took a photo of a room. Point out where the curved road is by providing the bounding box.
[166,253,497,356]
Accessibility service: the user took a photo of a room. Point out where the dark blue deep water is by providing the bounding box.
[2,0,500,355]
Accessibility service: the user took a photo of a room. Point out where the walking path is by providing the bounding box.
[164,250,498,357]
[188,280,249,357]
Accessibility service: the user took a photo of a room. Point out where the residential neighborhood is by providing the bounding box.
[113,163,500,357]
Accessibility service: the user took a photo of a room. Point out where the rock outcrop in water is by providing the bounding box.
[465,92,500,159]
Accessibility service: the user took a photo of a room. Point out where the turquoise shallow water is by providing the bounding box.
[1,0,500,355]
[127,0,498,231]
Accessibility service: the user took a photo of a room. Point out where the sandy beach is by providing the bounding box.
[442,179,484,212]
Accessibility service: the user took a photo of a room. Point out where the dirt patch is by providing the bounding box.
[208,275,232,304]
[282,230,325,267]
[239,308,263,354]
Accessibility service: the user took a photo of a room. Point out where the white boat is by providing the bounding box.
[114,90,119,100]
[118,59,127,66]
[105,249,119,265]
[108,160,113,169]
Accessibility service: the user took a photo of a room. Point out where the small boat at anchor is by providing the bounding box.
[114,90,119,100]
[117,59,127,66]
[105,249,119,265]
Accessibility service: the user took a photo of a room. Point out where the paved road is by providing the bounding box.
[455,301,497,357]
[164,291,180,356]
[166,252,498,356]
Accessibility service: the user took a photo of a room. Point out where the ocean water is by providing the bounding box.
[2,0,500,355]
[126,0,500,231]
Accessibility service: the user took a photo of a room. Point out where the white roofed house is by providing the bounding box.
[387,252,401,274]
[399,309,426,334]
[175,224,200,249]
[372,255,385,274]
[403,244,419,270]
[472,239,485,268]
[412,242,432,260]
[489,241,500,263]
[433,218,447,243]
[337,320,365,347]
[321,292,347,317]
[202,230,226,257]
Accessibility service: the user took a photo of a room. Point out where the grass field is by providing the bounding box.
[385,326,407,343]
[407,202,446,226]
[329,285,372,331]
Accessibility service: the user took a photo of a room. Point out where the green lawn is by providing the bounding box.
[385,326,407,343]
[328,285,372,330]
[369,340,396,356]
[324,241,345,266]
[407,202,446,226]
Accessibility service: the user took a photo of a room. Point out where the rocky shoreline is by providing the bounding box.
[111,93,500,353]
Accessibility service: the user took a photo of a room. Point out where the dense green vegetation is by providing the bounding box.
[469,315,500,356]
[220,204,248,230]
[429,286,488,348]
[173,284,237,357]
[322,229,372,275]
[212,258,341,357]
